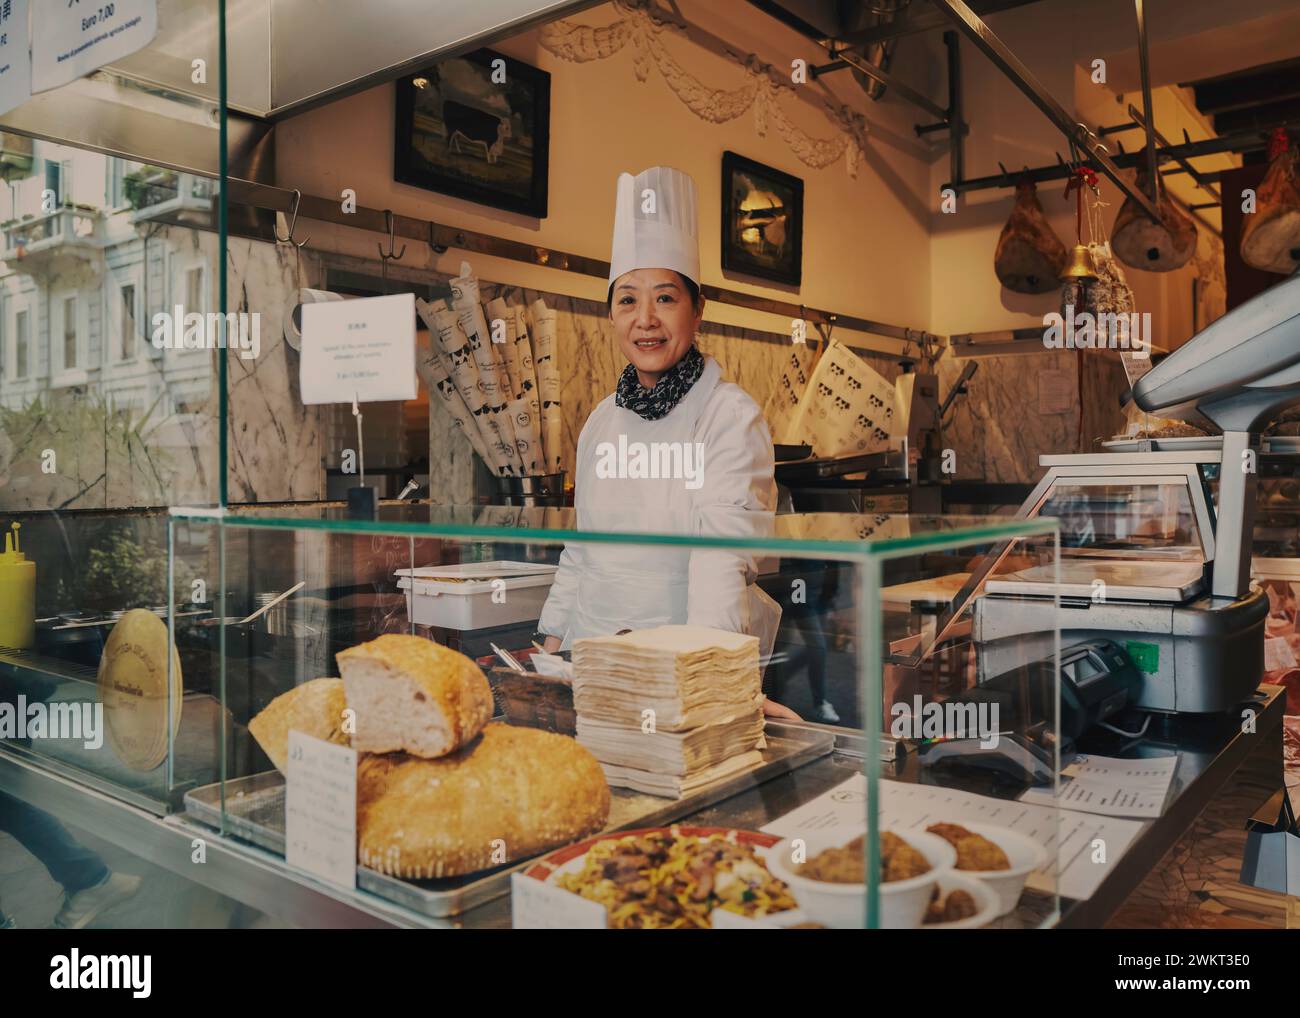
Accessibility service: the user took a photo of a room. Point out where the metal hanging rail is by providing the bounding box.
[1124,105,1222,203]
[944,125,1282,193]
[928,0,1162,221]
[744,0,957,126]
[1133,0,1160,202]
[224,178,932,347]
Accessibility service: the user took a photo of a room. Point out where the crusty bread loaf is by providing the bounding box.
[249,678,349,773]
[337,635,493,758]
[357,723,611,879]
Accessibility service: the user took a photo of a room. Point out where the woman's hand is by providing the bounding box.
[541,635,562,654]
[762,697,802,721]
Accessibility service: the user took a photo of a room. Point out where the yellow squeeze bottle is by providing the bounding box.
[0,522,36,650]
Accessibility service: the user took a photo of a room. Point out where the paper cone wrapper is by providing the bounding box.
[506,394,545,474]
[530,299,563,472]
[486,297,524,400]
[427,301,512,474]
[513,305,540,396]
[423,346,498,470]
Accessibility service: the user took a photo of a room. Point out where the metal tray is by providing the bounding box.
[182,721,834,919]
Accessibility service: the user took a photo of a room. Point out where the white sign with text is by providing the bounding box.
[285,730,357,891]
[32,0,158,94]
[300,293,417,405]
[0,0,30,116]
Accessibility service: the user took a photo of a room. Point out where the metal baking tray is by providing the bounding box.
[182,721,834,919]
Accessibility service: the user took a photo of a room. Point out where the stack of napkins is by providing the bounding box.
[572,626,766,797]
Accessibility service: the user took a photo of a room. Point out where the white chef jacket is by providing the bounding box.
[538,354,778,650]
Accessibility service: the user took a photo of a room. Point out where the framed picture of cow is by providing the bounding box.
[720,152,803,287]
[395,49,550,218]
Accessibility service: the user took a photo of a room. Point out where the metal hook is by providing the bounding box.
[378,209,406,261]
[814,313,836,347]
[997,161,1014,188]
[427,219,448,255]
[275,188,309,248]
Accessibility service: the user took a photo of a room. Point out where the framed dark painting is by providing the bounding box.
[721,151,803,286]
[395,48,550,218]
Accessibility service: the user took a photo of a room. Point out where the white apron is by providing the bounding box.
[539,355,781,660]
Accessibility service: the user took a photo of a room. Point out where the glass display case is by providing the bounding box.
[0,0,228,815]
[162,504,1059,928]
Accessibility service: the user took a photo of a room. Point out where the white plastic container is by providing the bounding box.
[394,561,557,631]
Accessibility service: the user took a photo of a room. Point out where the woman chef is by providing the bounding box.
[537,166,798,720]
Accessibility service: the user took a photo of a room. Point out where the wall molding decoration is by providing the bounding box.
[539,0,870,176]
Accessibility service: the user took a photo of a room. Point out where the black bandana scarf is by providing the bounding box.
[615,344,705,421]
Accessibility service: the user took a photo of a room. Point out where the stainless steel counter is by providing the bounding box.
[0,687,1285,929]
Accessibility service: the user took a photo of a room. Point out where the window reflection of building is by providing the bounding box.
[0,138,217,509]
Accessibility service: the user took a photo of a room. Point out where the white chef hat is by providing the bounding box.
[608,165,701,290]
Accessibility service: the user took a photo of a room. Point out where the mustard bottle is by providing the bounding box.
[0,522,36,650]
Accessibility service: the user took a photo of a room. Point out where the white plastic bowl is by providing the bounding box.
[767,828,956,929]
[919,871,999,929]
[938,821,1049,916]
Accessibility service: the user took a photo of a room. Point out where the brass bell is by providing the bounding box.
[1061,243,1098,282]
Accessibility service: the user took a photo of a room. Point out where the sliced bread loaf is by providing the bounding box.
[336,634,492,758]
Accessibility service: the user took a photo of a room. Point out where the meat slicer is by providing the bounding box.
[973,272,1300,714]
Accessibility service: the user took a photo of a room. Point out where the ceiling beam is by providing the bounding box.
[836,0,1047,47]
[1184,56,1300,116]
[1213,96,1300,137]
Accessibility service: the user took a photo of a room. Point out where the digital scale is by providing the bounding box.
[974,271,1300,714]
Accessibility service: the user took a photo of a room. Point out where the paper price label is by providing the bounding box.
[510,872,606,928]
[32,0,158,94]
[300,293,417,405]
[0,0,30,117]
[285,731,357,891]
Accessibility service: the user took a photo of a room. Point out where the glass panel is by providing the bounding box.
[1037,481,1204,561]
[158,509,1058,928]
[0,0,227,817]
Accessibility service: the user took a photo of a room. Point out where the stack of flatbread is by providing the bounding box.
[572,625,766,798]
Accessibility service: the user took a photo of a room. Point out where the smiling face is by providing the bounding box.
[609,268,704,389]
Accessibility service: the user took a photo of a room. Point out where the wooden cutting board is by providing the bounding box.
[97,609,183,771]
[879,573,973,608]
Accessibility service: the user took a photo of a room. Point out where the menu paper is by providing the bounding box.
[0,0,29,116]
[32,0,158,94]
[285,731,358,891]
[1020,754,1178,819]
[1036,369,1076,416]
[762,773,1143,902]
[300,293,417,405]
[511,871,606,929]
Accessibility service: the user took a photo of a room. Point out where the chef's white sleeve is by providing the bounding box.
[536,416,590,642]
[537,542,581,641]
[687,387,777,633]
